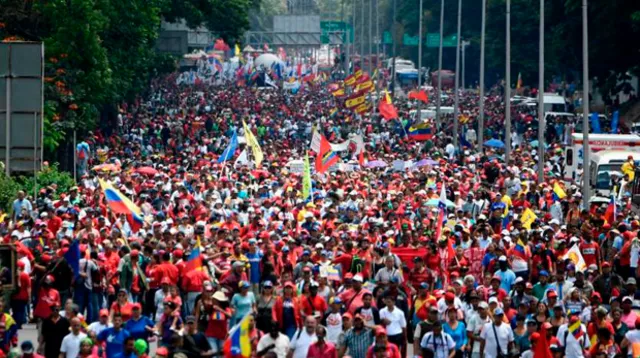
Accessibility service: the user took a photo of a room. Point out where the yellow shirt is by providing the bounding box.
[501,195,512,215]
[622,161,635,181]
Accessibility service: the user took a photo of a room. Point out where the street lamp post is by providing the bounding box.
[505,0,512,161]
[453,0,462,148]
[436,0,444,128]
[417,0,423,119]
[461,40,469,89]
[582,0,590,207]
[537,0,545,183]
[478,0,486,152]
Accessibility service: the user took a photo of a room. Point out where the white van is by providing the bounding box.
[564,133,640,181]
[589,150,638,197]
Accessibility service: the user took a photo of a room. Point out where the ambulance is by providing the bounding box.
[565,133,640,181]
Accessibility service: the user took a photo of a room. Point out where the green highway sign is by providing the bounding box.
[383,31,393,44]
[402,33,419,46]
[320,21,353,44]
[426,33,457,48]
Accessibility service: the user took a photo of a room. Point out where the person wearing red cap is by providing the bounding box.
[33,275,60,321]
[272,282,302,338]
[87,309,110,336]
[366,327,401,358]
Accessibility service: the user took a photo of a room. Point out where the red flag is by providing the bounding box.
[315,135,339,173]
[378,92,398,121]
[358,149,365,166]
[604,196,616,224]
[408,89,429,103]
[533,322,553,358]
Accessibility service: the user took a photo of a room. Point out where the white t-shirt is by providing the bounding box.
[289,329,317,358]
[87,321,112,335]
[379,307,406,336]
[479,322,514,358]
[556,323,590,358]
[324,312,343,344]
[60,332,87,358]
[420,332,455,358]
[467,314,491,353]
[257,333,290,358]
[625,330,640,357]
[19,257,32,274]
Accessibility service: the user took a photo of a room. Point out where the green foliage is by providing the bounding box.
[161,0,252,42]
[0,171,21,212]
[0,0,249,152]
[15,163,76,201]
[391,0,640,94]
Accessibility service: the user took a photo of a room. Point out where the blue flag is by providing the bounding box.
[64,239,81,279]
[217,131,238,163]
[611,110,619,134]
[590,112,601,134]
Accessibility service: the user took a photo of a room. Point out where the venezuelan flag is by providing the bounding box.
[512,239,530,261]
[0,313,16,351]
[552,182,567,201]
[568,319,583,339]
[407,122,433,141]
[329,107,338,118]
[99,179,144,232]
[223,314,252,358]
[184,237,204,272]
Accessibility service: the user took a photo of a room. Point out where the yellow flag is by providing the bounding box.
[520,208,538,229]
[235,44,241,57]
[302,153,312,200]
[242,121,264,167]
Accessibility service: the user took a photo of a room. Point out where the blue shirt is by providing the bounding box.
[496,269,517,292]
[124,316,155,340]
[97,327,130,358]
[443,321,467,350]
[246,251,263,284]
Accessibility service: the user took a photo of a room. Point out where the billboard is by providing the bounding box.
[0,42,44,174]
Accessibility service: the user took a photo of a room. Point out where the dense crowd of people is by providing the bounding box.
[1,68,639,358]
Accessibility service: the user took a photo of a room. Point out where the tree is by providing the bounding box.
[0,0,252,161]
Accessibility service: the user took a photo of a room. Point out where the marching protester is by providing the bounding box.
[0,54,638,358]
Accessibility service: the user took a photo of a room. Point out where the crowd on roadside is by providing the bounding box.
[1,69,639,358]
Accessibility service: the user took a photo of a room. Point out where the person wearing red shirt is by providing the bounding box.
[579,235,601,268]
[408,257,431,294]
[182,268,210,316]
[110,288,135,321]
[153,252,179,286]
[300,283,328,319]
[366,328,401,358]
[332,242,354,278]
[307,325,337,358]
[33,275,60,320]
[11,261,31,328]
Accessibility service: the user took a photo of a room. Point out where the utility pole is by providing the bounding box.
[352,0,356,74]
[416,0,423,120]
[505,0,512,161]
[453,0,462,148]
[461,40,469,89]
[582,0,590,207]
[391,0,397,97]
[375,0,379,74]
[537,0,545,183]
[368,0,372,75]
[478,0,486,152]
[435,0,444,127]
[360,0,364,70]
